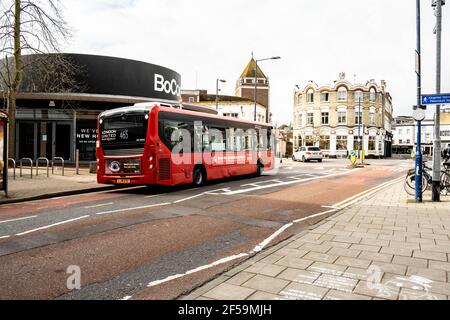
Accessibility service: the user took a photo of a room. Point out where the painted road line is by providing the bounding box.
[335,176,405,209]
[0,235,11,240]
[16,215,91,236]
[84,202,114,209]
[221,169,358,195]
[144,194,160,199]
[95,203,171,216]
[146,253,249,289]
[293,208,339,223]
[173,194,204,204]
[121,296,132,301]
[0,215,37,224]
[252,223,294,253]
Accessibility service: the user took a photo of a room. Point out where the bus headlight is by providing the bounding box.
[149,164,154,170]
[149,156,153,162]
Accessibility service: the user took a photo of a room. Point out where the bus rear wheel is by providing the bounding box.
[193,166,206,187]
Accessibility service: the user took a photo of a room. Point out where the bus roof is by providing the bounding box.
[99,102,273,128]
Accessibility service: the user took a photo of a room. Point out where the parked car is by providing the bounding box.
[292,146,323,162]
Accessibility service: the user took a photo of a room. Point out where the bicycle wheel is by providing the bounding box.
[441,172,450,194]
[404,173,428,196]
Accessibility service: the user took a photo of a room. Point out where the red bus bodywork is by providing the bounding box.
[96,103,274,186]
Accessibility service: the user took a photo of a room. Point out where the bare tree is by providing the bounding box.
[0,0,71,158]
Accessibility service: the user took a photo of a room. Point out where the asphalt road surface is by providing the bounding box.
[0,158,411,300]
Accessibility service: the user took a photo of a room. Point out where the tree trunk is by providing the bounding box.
[6,94,16,159]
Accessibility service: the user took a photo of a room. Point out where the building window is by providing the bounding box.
[320,92,329,102]
[307,89,314,103]
[370,88,376,103]
[370,113,375,126]
[298,113,303,127]
[321,112,329,125]
[369,137,376,151]
[398,129,403,135]
[406,129,411,135]
[355,111,362,125]
[223,113,239,118]
[298,95,302,106]
[307,112,314,125]
[305,136,314,146]
[320,136,330,150]
[355,91,364,103]
[188,97,195,103]
[338,87,347,101]
[336,136,348,150]
[338,111,347,125]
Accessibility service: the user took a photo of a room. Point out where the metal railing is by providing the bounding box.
[8,158,16,180]
[36,157,50,177]
[52,157,65,176]
[19,158,33,179]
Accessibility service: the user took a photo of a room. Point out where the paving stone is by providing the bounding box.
[313,274,358,292]
[324,289,372,300]
[358,251,393,263]
[332,236,362,244]
[389,241,420,250]
[307,262,347,276]
[303,252,338,264]
[322,241,351,249]
[274,248,309,258]
[413,250,448,262]
[247,291,282,300]
[277,268,320,285]
[343,267,377,281]
[420,245,450,254]
[275,256,314,270]
[260,254,284,264]
[328,247,361,258]
[203,283,255,300]
[242,275,290,295]
[380,246,413,257]
[399,288,447,300]
[429,260,450,272]
[369,262,407,276]
[407,266,447,282]
[353,281,399,300]
[226,272,256,286]
[335,256,372,269]
[245,262,286,277]
[360,239,390,247]
[279,282,329,300]
[392,256,428,268]
[350,244,381,253]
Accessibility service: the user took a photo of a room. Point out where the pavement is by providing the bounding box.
[182,179,450,300]
[0,167,118,204]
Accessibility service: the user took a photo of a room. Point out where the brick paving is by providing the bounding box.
[183,181,450,300]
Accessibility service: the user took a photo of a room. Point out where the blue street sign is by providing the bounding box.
[422,94,450,105]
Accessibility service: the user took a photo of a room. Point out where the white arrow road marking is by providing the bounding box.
[15,215,91,236]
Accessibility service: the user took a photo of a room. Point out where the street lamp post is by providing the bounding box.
[216,79,226,111]
[415,0,424,203]
[432,0,445,202]
[253,56,280,122]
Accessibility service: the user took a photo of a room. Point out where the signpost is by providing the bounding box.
[422,94,450,105]
[0,111,9,197]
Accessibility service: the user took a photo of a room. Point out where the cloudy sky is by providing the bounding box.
[63,0,449,124]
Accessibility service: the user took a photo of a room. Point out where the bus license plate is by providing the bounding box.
[117,179,131,184]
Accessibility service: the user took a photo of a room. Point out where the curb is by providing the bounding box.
[0,185,130,205]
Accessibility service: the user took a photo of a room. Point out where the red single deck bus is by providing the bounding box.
[96,102,274,187]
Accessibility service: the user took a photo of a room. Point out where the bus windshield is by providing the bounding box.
[100,112,148,148]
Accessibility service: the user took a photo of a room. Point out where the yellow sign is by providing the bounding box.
[350,150,357,165]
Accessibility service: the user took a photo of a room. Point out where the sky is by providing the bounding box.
[62,0,449,124]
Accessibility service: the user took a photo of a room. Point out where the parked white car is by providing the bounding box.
[292,146,323,162]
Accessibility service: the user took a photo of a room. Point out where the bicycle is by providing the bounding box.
[404,161,450,196]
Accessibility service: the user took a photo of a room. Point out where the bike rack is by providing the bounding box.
[52,157,65,176]
[8,158,16,180]
[36,157,50,177]
[19,158,33,179]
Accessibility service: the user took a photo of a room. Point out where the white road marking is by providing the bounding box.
[252,223,294,253]
[95,203,171,215]
[0,215,37,224]
[221,170,356,195]
[15,215,91,236]
[144,194,160,199]
[121,296,132,300]
[293,208,339,223]
[84,202,114,209]
[146,253,249,288]
[0,235,11,240]
[173,194,204,204]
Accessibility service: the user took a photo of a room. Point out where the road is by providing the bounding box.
[0,158,411,300]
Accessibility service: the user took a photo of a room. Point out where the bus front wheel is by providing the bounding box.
[193,166,206,187]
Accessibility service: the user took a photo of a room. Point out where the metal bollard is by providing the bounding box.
[76,149,80,175]
[36,157,50,177]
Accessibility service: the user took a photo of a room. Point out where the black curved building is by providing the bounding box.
[1,53,213,162]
